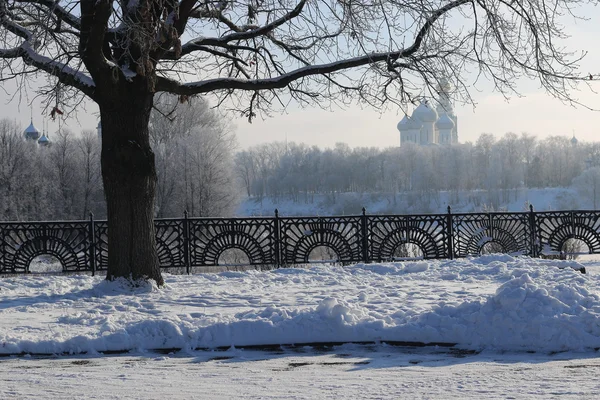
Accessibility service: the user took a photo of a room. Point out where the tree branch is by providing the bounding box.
[0,0,95,96]
[156,0,471,95]
[79,0,113,74]
[0,42,95,97]
[161,0,308,60]
[13,0,81,30]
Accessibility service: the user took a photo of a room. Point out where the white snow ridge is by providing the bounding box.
[1,255,599,355]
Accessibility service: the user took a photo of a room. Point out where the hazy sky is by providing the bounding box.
[2,3,600,149]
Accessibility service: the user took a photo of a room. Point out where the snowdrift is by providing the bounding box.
[1,255,599,355]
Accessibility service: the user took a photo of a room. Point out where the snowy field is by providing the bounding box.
[2,255,600,398]
[237,187,584,216]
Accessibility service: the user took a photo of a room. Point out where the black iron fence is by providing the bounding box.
[1,206,599,275]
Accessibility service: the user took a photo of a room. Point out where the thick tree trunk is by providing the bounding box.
[99,93,164,285]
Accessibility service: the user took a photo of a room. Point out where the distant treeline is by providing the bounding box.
[2,104,599,222]
[0,97,238,221]
[234,133,597,207]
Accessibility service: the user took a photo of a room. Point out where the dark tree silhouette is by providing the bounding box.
[0,0,593,284]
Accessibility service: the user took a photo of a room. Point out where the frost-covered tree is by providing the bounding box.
[1,0,594,284]
[0,119,29,219]
[150,95,237,218]
[178,121,238,217]
[76,129,103,218]
[573,167,600,209]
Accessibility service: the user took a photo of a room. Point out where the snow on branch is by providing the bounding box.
[13,0,81,30]
[0,0,33,40]
[0,0,95,96]
[0,42,96,97]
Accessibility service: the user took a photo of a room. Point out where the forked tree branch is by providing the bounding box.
[13,0,81,30]
[156,0,470,94]
[161,0,309,60]
[0,0,95,96]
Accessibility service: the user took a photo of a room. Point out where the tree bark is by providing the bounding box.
[99,93,164,286]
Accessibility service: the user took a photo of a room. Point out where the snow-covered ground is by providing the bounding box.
[237,187,583,216]
[2,255,600,399]
[3,346,600,399]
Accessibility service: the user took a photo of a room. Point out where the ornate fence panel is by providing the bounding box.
[279,216,363,264]
[367,214,449,261]
[94,221,109,271]
[0,221,92,274]
[188,217,277,267]
[452,212,532,258]
[155,219,187,270]
[535,211,600,255]
[2,208,600,274]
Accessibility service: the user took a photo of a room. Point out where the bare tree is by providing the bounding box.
[151,96,238,217]
[0,119,28,219]
[235,150,257,198]
[48,129,78,218]
[76,129,102,218]
[1,0,594,284]
[180,126,238,216]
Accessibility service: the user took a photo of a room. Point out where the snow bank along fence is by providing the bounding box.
[1,206,599,274]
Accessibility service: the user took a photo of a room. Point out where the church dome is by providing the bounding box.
[37,133,50,146]
[397,115,410,131]
[571,135,578,145]
[24,121,40,140]
[436,114,455,129]
[397,115,420,131]
[412,101,438,122]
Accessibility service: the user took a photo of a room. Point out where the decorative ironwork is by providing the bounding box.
[0,221,91,273]
[536,211,600,255]
[367,214,448,260]
[94,221,109,271]
[189,218,277,266]
[279,216,363,264]
[2,207,600,274]
[155,219,186,269]
[453,212,531,257]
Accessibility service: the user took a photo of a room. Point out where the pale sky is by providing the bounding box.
[2,3,600,149]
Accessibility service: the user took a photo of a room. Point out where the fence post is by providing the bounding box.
[183,210,191,275]
[88,212,96,276]
[361,207,369,263]
[446,206,453,260]
[274,209,281,268]
[528,204,537,257]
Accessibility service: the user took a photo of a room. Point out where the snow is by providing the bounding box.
[236,187,583,216]
[1,255,599,356]
[21,42,95,89]
[3,255,600,398]
[3,347,600,399]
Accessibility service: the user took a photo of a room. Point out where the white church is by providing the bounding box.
[397,80,458,146]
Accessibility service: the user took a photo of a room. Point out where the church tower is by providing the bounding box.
[435,78,458,144]
[397,78,459,146]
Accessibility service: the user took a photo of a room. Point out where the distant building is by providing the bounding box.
[23,119,51,146]
[571,134,578,146]
[397,79,458,146]
[24,120,41,141]
[37,132,50,146]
